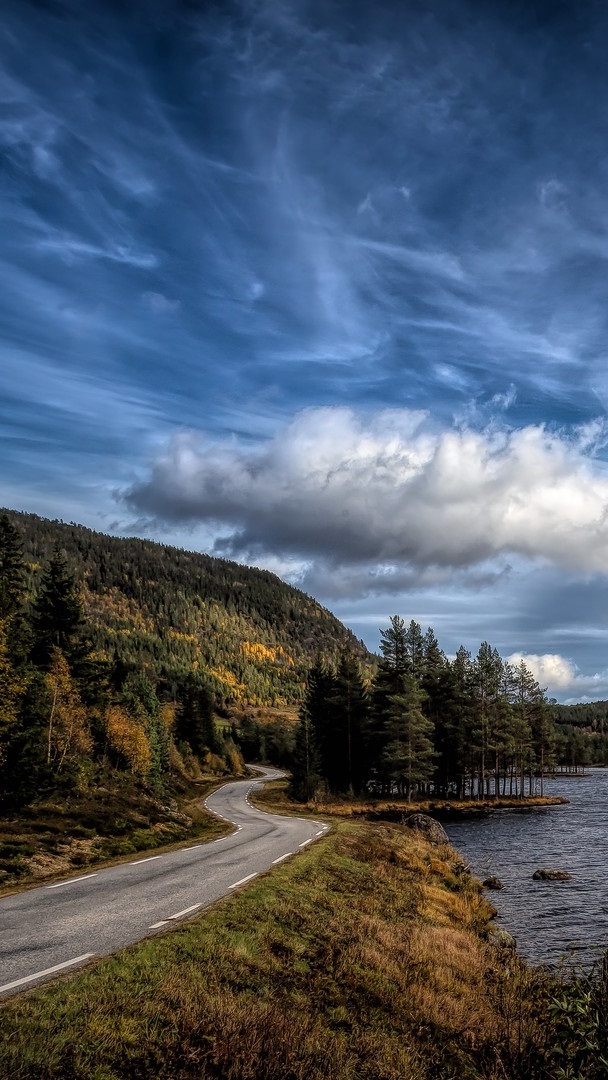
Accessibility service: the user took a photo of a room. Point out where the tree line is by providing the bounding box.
[290,615,562,802]
[0,514,240,809]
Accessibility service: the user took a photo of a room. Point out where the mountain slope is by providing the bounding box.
[4,510,369,705]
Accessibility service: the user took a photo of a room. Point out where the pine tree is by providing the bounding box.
[472,642,503,797]
[382,676,435,800]
[31,547,84,669]
[449,646,476,797]
[512,660,544,796]
[379,616,409,673]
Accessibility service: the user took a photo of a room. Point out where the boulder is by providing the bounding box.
[488,928,516,950]
[532,868,572,881]
[402,813,449,845]
[482,875,504,890]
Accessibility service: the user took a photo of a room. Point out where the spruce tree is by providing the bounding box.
[303,657,337,789]
[327,651,368,795]
[370,618,410,792]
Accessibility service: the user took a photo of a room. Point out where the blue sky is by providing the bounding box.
[4,0,608,699]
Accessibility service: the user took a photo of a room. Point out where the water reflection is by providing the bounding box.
[444,770,608,967]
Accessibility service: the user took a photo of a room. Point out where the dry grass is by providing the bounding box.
[253,778,568,820]
[0,820,553,1080]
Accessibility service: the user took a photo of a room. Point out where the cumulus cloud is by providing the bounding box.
[507,652,608,702]
[125,406,608,578]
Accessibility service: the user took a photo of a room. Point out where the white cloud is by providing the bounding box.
[35,233,157,268]
[507,651,608,702]
[126,406,608,579]
[142,291,181,314]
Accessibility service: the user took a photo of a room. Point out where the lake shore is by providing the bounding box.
[253,779,569,822]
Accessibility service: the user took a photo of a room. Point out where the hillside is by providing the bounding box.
[550,700,608,766]
[3,510,368,707]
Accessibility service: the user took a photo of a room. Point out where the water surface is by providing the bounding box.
[444,770,608,968]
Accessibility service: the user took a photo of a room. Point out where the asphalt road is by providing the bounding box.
[0,768,327,1000]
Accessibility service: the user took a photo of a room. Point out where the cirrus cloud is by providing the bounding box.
[125,406,608,579]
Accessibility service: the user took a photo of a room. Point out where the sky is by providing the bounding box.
[4,0,608,701]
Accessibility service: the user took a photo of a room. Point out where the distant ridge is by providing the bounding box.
[4,509,369,706]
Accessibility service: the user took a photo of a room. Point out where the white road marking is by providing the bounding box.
[46,873,98,890]
[168,904,201,920]
[272,853,292,865]
[229,872,258,889]
[299,839,313,849]
[0,953,95,994]
[131,856,162,865]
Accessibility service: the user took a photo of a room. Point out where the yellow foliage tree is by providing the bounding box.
[105,705,152,776]
[45,648,92,772]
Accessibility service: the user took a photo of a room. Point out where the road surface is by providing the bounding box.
[0,768,327,999]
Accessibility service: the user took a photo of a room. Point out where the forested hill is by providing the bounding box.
[3,509,367,706]
[551,700,608,766]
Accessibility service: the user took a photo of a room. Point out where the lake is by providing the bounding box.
[444,769,608,969]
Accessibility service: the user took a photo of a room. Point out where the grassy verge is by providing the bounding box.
[0,819,555,1080]
[0,770,237,894]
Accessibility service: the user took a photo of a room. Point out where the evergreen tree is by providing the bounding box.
[31,547,84,669]
[303,657,337,788]
[449,646,476,797]
[175,673,221,758]
[379,615,409,673]
[370,617,410,791]
[326,651,368,795]
[404,619,425,680]
[289,710,321,801]
[512,660,545,796]
[0,513,26,618]
[382,676,435,800]
[530,692,557,795]
[0,672,51,807]
[0,617,28,778]
[472,642,503,796]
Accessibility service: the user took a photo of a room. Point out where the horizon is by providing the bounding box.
[3,0,608,702]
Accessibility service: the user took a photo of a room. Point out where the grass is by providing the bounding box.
[0,819,554,1079]
[252,778,568,820]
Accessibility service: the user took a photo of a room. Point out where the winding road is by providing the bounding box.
[0,768,327,1000]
